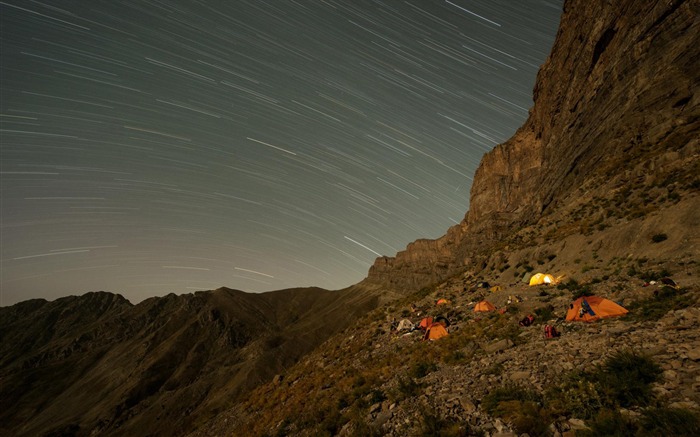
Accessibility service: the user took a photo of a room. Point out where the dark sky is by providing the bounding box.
[1,0,562,305]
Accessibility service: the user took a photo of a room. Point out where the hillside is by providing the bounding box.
[0,285,382,436]
[189,0,700,435]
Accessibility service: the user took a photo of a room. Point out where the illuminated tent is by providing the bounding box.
[529,273,556,286]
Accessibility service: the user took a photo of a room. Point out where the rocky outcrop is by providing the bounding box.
[365,0,699,293]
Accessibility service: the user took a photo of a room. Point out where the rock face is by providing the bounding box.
[366,0,699,292]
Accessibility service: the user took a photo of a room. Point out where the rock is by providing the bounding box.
[670,401,699,410]
[607,326,630,335]
[373,410,392,428]
[510,371,530,381]
[687,349,700,361]
[568,418,586,430]
[460,398,477,413]
[494,418,505,432]
[484,339,514,353]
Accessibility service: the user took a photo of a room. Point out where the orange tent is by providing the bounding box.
[423,322,448,340]
[436,298,450,305]
[566,296,628,322]
[419,317,434,330]
[473,300,496,312]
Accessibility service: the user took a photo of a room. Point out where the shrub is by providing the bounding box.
[628,286,693,321]
[410,361,437,379]
[395,376,422,400]
[651,233,668,243]
[577,410,638,437]
[419,410,473,437]
[320,409,349,436]
[639,407,700,436]
[482,383,541,416]
[638,269,671,282]
[572,287,593,299]
[534,305,555,322]
[499,400,552,437]
[596,350,662,407]
[557,278,580,291]
[546,374,604,420]
[368,389,386,405]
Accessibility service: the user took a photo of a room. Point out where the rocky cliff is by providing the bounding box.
[366,0,699,291]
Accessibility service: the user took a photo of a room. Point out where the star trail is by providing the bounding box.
[1,1,562,305]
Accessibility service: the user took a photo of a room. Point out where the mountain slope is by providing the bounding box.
[364,0,699,292]
[187,0,700,434]
[0,285,381,437]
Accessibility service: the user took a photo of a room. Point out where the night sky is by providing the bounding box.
[1,1,562,306]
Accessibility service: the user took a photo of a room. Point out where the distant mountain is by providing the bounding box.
[0,285,383,436]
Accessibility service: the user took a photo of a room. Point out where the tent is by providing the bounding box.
[419,317,434,331]
[436,298,450,305]
[490,285,502,293]
[529,273,556,286]
[473,300,496,312]
[660,277,678,289]
[566,296,628,322]
[423,322,448,340]
[397,319,414,331]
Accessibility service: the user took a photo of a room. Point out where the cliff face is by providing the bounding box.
[366,0,699,291]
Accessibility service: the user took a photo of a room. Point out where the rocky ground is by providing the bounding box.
[190,262,700,436]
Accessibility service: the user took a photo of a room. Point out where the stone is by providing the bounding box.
[568,418,586,430]
[510,371,530,381]
[460,399,477,413]
[670,401,699,410]
[687,349,700,361]
[373,410,392,428]
[484,339,514,353]
[663,369,678,380]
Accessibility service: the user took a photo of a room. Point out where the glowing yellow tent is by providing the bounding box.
[529,273,556,286]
